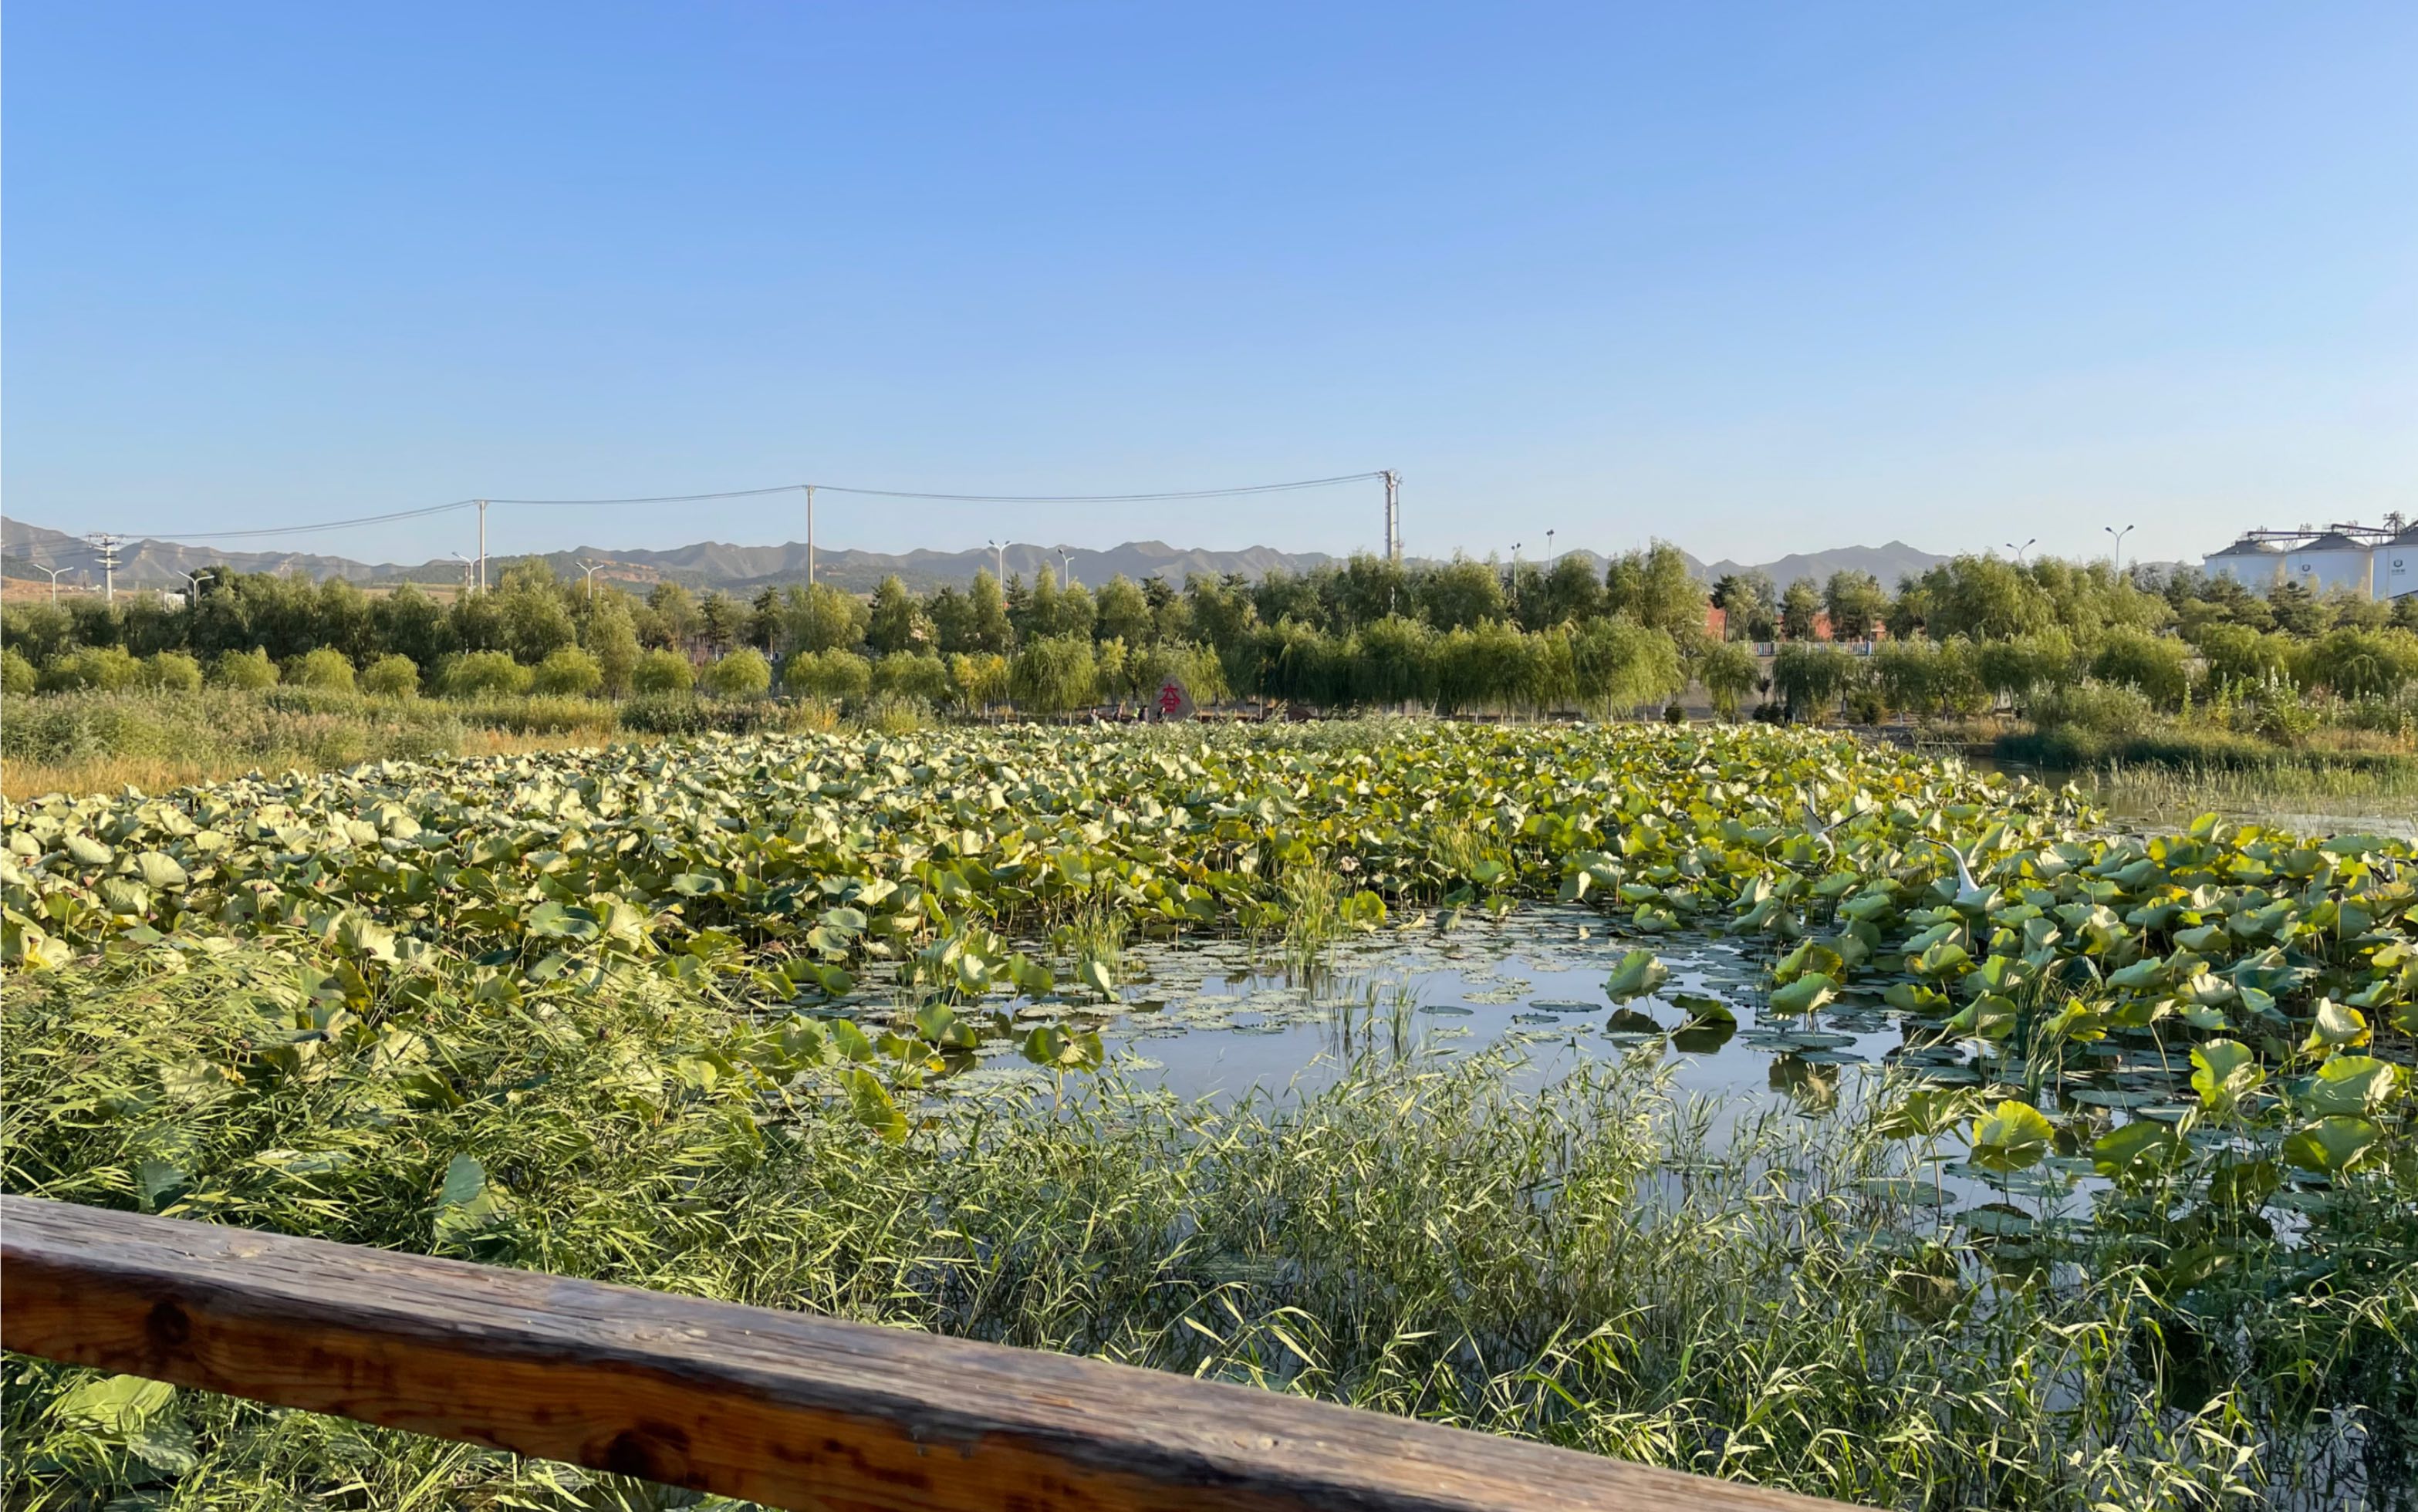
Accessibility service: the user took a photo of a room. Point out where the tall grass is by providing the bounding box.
[0,687,839,799]
[6,951,2408,1511]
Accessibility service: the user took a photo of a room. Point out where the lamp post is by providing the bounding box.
[29,563,68,603]
[987,539,1005,582]
[176,570,215,612]
[1509,543,1522,610]
[1058,548,1075,589]
[2103,524,2136,573]
[579,559,605,599]
[2004,538,2036,564]
[1545,528,1555,563]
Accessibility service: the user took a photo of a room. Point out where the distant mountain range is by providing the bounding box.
[2,517,1950,597]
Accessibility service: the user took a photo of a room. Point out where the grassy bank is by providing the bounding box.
[6,952,2409,1511]
[0,688,837,800]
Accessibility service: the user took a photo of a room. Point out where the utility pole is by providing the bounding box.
[476,500,488,592]
[1381,471,1401,563]
[804,484,816,587]
[86,533,123,603]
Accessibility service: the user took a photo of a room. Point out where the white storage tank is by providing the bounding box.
[2204,534,2285,589]
[2285,531,2375,598]
[2379,523,2418,601]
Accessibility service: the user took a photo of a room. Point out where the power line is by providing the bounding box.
[489,473,1383,506]
[810,473,1384,504]
[15,471,1389,554]
[489,484,808,507]
[167,499,481,541]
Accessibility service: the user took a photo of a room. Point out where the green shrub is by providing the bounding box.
[448,695,617,735]
[0,647,34,698]
[945,652,1012,712]
[856,692,932,734]
[783,649,872,703]
[701,649,772,700]
[286,648,357,691]
[142,651,204,694]
[632,649,695,697]
[2088,629,2187,709]
[772,696,842,734]
[40,646,144,693]
[360,654,420,698]
[530,646,604,697]
[442,650,532,698]
[2028,680,2155,737]
[210,648,280,690]
[618,694,703,735]
[2295,627,2416,700]
[870,652,952,706]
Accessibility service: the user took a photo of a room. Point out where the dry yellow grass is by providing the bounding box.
[2,729,644,803]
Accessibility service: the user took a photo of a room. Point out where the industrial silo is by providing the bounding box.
[2283,530,2375,598]
[2203,533,2286,589]
[2379,521,2418,601]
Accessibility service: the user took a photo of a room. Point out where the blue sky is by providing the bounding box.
[7,2,2413,569]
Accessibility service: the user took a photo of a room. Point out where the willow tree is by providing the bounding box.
[1009,634,1097,715]
[1571,616,1683,717]
[1772,643,1862,724]
[1695,638,1761,721]
[1346,616,1435,709]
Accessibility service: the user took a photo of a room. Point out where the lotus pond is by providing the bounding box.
[4,721,2413,1510]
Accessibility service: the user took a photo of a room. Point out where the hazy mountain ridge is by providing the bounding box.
[3,517,1944,596]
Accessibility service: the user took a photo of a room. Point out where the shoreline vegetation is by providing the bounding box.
[6,546,2417,807]
[7,683,2415,814]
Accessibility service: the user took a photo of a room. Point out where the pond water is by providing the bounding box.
[1996,758,2418,842]
[902,905,2033,1136]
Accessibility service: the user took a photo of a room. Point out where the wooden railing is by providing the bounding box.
[2,1195,1846,1511]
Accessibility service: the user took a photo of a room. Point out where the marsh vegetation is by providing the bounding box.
[4,721,2411,1509]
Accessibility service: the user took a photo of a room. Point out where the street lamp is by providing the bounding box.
[1058,548,1075,589]
[2103,524,2136,573]
[450,553,474,593]
[28,563,69,603]
[987,539,1005,582]
[2004,538,2036,564]
[176,570,215,610]
[1509,543,1522,609]
[579,559,606,599]
[1545,528,1555,563]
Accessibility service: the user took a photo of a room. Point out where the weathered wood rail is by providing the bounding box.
[2,1194,1849,1511]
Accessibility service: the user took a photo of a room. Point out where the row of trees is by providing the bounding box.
[9,545,2416,721]
[3,612,1707,720]
[1770,624,2418,722]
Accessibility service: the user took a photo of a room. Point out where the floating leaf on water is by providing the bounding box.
[1602,950,1669,1003]
[1966,1100,2055,1174]
[1957,1203,2036,1238]
[2281,1115,2384,1175]
[2090,1119,2181,1180]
